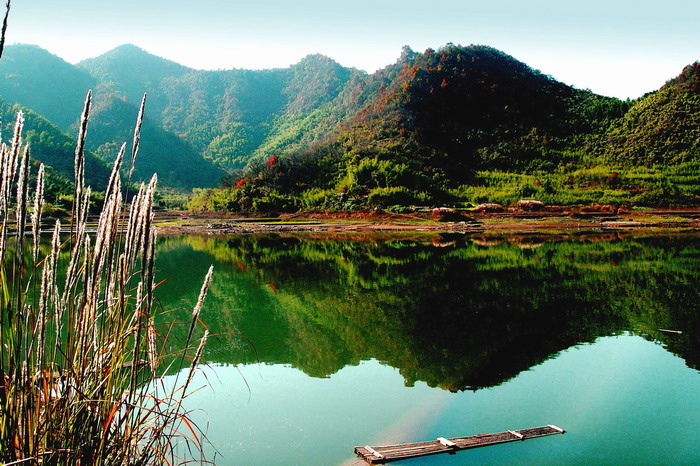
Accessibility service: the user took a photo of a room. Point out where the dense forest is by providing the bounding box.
[0,43,698,212]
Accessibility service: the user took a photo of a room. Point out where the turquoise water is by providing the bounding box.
[156,233,700,464]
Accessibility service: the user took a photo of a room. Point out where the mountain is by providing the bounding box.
[602,62,700,165]
[198,44,626,211]
[77,47,363,173]
[78,44,191,118]
[157,67,289,170]
[245,54,364,163]
[0,44,224,190]
[86,94,225,189]
[2,42,698,208]
[0,44,96,128]
[332,44,591,175]
[0,98,112,196]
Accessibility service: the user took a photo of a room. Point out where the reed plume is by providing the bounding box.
[0,91,213,464]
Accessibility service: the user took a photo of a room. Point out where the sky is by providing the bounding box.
[5,0,700,99]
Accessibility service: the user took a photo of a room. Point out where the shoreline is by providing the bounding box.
[153,208,700,235]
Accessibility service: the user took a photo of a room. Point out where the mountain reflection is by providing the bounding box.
[154,232,700,391]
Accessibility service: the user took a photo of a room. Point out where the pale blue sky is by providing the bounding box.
[6,0,699,99]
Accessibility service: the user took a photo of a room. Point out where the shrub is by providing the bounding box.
[633,180,698,207]
[367,186,415,207]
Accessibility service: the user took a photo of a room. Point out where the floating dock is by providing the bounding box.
[354,425,565,464]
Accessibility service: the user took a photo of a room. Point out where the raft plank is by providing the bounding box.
[437,437,457,448]
[354,425,565,464]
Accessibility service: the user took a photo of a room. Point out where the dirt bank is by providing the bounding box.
[153,207,700,235]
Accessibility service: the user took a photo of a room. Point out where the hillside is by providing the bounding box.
[246,54,365,162]
[86,95,226,189]
[1,42,699,209]
[193,44,630,211]
[157,67,289,170]
[75,46,362,175]
[2,43,593,195]
[333,45,593,175]
[0,44,225,190]
[77,44,191,117]
[0,45,96,128]
[0,99,111,197]
[602,62,700,165]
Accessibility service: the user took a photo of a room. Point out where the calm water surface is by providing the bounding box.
[155,232,700,465]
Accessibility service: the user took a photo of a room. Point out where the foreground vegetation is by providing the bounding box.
[0,94,212,464]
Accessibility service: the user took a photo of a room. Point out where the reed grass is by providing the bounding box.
[0,91,213,464]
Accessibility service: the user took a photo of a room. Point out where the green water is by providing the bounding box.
[155,232,700,464]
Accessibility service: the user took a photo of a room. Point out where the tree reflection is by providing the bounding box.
[155,232,700,391]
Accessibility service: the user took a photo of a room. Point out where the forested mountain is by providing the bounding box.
[0,43,388,186]
[602,62,700,165]
[0,42,698,209]
[85,95,226,189]
[0,45,96,128]
[157,67,288,170]
[0,98,111,199]
[193,45,632,211]
[0,44,224,190]
[78,44,190,118]
[76,45,365,173]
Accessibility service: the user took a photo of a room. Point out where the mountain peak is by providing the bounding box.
[295,53,338,66]
[284,54,354,114]
[77,44,192,108]
[663,61,700,93]
[0,44,96,128]
[2,43,73,65]
[112,43,144,52]
[79,44,191,72]
[100,43,156,60]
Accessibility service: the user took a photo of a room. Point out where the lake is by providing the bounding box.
[154,232,700,465]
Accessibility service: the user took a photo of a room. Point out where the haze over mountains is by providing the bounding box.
[0,42,697,203]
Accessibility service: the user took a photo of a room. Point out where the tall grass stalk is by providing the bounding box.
[0,92,212,464]
[0,0,10,59]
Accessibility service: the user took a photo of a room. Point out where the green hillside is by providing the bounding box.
[0,45,96,128]
[87,94,225,189]
[192,46,700,213]
[0,44,224,190]
[77,44,190,117]
[0,99,111,200]
[1,42,699,209]
[78,47,343,174]
[247,54,364,162]
[602,62,700,165]
[157,67,288,170]
[191,45,636,211]
[76,47,366,174]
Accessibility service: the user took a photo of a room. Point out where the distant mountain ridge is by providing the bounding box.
[0,44,224,189]
[0,42,697,203]
[0,44,96,128]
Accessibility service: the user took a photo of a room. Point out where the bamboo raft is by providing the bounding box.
[355,425,565,464]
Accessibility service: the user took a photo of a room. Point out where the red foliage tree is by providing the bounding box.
[267,155,278,170]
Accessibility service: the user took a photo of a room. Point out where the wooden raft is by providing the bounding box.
[355,425,565,464]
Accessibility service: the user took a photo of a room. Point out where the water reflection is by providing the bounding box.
[155,232,700,391]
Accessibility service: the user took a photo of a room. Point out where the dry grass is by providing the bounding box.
[0,91,213,464]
